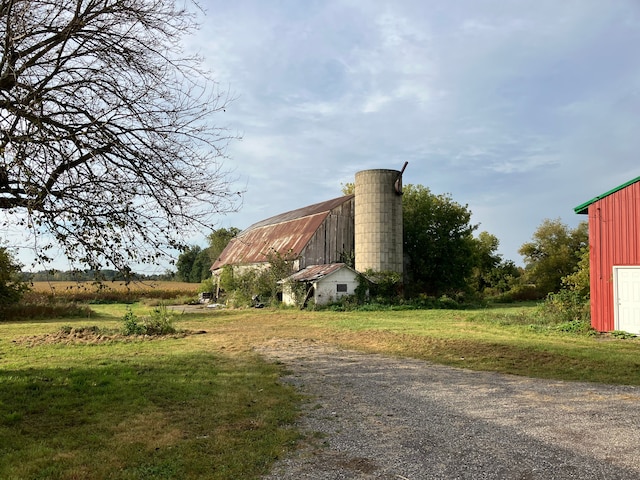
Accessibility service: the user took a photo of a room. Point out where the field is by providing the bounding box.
[2,292,640,478]
[30,280,200,300]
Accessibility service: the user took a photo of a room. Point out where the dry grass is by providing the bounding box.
[23,280,200,306]
[2,282,202,321]
[30,280,199,296]
[165,307,640,385]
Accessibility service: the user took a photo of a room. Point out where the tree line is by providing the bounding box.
[0,182,587,307]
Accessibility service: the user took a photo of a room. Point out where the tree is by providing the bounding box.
[0,0,239,274]
[175,227,239,283]
[561,246,590,298]
[176,245,202,283]
[519,219,588,294]
[403,184,478,296]
[207,227,241,265]
[341,182,355,195]
[190,247,212,283]
[0,246,28,305]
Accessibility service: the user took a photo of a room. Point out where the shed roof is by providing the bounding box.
[282,263,354,283]
[574,176,640,214]
[211,195,354,271]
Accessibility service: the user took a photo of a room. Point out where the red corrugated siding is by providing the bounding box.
[588,181,640,331]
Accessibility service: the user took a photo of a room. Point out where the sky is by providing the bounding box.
[183,0,640,268]
[9,0,640,273]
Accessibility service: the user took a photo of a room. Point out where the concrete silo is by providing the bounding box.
[354,165,405,274]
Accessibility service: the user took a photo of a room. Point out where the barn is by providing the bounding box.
[210,194,356,275]
[211,167,405,304]
[574,176,640,333]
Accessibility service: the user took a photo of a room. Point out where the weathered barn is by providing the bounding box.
[575,176,640,333]
[211,167,406,305]
[210,195,355,275]
[281,263,359,306]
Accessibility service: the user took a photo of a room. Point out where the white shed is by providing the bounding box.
[281,263,359,307]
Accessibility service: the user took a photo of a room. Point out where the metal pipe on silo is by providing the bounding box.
[354,166,405,274]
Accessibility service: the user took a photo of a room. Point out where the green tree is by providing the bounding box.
[519,219,588,295]
[471,232,501,289]
[190,248,213,283]
[341,182,355,195]
[403,184,478,296]
[176,246,202,283]
[207,227,241,265]
[0,247,29,305]
[176,228,240,284]
[469,232,522,295]
[0,0,239,274]
[562,246,590,298]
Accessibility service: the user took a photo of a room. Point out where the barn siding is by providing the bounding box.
[299,199,355,269]
[587,180,640,331]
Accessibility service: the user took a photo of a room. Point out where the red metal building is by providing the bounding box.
[575,176,640,333]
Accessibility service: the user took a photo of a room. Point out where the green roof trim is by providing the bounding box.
[574,175,640,214]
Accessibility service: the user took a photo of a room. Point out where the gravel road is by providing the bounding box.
[257,339,640,480]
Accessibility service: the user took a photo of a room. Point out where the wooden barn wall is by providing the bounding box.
[299,199,355,269]
[588,181,640,331]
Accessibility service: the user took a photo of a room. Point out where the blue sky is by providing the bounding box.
[186,0,640,267]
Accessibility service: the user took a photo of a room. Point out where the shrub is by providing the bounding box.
[122,307,144,335]
[144,304,177,335]
[554,319,596,335]
[536,289,591,326]
[121,304,177,336]
[490,284,544,303]
[199,277,215,294]
[610,330,637,339]
[364,270,402,302]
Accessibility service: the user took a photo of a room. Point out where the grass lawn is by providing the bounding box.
[0,310,301,480]
[1,302,640,479]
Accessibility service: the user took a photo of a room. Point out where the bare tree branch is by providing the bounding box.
[0,0,241,273]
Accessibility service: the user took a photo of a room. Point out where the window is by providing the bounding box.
[336,284,348,292]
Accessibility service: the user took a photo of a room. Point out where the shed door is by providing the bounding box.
[613,266,640,334]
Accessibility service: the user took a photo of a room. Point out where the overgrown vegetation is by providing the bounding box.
[121,304,177,336]
[0,282,200,321]
[218,249,298,307]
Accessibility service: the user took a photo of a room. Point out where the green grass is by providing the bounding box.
[0,316,300,480]
[1,302,640,478]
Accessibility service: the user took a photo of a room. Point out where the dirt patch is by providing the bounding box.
[12,326,205,347]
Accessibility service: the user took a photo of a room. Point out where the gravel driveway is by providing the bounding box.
[257,339,640,480]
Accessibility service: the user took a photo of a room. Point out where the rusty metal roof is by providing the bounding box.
[246,195,354,230]
[283,263,352,282]
[211,195,354,270]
